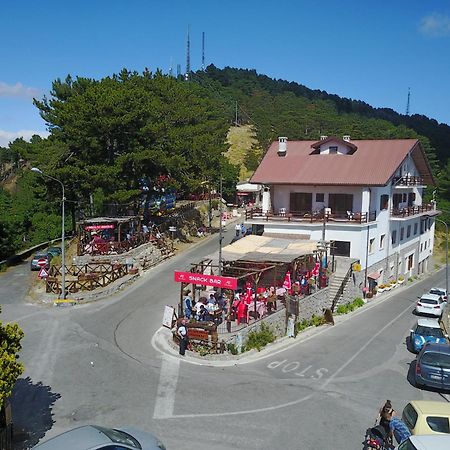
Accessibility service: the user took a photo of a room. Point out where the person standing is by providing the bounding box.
[183,290,192,319]
[177,319,188,356]
[235,223,241,237]
[386,408,411,447]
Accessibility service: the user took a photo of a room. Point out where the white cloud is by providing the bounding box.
[0,129,49,148]
[0,81,42,99]
[419,13,450,37]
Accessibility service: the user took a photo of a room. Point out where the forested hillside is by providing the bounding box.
[1,65,450,260]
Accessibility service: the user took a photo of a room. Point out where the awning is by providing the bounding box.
[368,271,381,280]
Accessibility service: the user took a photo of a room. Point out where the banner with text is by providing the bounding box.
[174,271,238,290]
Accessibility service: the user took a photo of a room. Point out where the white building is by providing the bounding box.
[248,136,438,288]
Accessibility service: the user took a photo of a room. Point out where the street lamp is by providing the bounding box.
[434,217,449,296]
[31,167,66,299]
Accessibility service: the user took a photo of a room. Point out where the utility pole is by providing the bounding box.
[218,175,223,276]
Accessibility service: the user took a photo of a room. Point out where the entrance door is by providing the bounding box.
[290,193,312,215]
[329,194,353,215]
[332,241,351,257]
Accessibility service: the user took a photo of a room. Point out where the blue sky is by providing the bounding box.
[1,0,450,147]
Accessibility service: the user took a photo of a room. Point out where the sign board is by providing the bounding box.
[37,258,47,268]
[174,271,238,290]
[162,305,176,329]
[353,263,361,272]
[38,267,49,279]
[84,224,115,231]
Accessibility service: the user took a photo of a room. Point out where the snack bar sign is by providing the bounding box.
[174,271,238,289]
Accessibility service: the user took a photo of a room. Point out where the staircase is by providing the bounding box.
[149,226,173,258]
[329,256,358,311]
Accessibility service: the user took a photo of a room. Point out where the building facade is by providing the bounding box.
[248,136,438,287]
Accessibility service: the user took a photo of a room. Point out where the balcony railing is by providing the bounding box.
[390,203,436,218]
[245,208,376,223]
[392,176,425,186]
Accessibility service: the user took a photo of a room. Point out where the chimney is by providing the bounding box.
[320,135,328,141]
[343,135,351,142]
[277,137,287,156]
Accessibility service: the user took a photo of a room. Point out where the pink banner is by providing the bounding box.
[174,271,238,290]
[85,224,115,231]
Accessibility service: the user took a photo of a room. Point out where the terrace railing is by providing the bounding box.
[245,207,376,224]
[392,176,425,186]
[390,203,436,218]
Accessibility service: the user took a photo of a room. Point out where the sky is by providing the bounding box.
[1,0,450,148]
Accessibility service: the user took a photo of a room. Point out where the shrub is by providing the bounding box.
[227,343,238,355]
[295,319,310,334]
[244,323,276,352]
[353,298,365,307]
[335,298,365,315]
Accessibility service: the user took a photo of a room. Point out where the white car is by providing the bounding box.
[415,293,446,317]
[429,287,448,300]
[395,434,450,449]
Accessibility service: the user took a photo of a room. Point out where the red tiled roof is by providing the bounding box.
[251,139,435,186]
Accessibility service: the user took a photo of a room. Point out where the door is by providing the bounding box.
[329,194,353,215]
[290,193,312,214]
[332,241,351,257]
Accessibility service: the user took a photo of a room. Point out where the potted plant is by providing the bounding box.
[377,284,385,293]
[398,276,405,284]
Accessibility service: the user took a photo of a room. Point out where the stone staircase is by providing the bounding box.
[328,256,358,310]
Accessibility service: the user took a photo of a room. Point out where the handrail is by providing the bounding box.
[330,263,354,312]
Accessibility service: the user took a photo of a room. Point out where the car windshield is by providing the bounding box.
[421,352,450,369]
[430,289,446,296]
[415,326,444,338]
[93,426,142,449]
[420,298,439,305]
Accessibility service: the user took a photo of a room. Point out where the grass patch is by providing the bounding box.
[335,297,365,315]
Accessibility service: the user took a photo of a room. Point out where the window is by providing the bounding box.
[393,193,402,209]
[316,193,324,202]
[402,193,407,202]
[380,194,389,210]
[424,241,427,250]
[407,225,411,238]
[414,223,418,235]
[420,243,423,252]
[426,416,450,433]
[380,234,385,249]
[390,264,395,276]
[402,403,418,430]
[392,230,397,245]
[429,238,431,248]
[329,146,337,154]
[369,238,375,254]
[400,227,404,241]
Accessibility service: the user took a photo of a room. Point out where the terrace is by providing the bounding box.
[245,207,377,224]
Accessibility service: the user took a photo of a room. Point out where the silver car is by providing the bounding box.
[32,425,166,450]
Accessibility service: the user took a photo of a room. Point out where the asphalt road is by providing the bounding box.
[1,233,449,450]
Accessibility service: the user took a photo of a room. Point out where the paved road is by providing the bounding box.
[1,236,449,450]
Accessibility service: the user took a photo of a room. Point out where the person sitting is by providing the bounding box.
[198,305,209,322]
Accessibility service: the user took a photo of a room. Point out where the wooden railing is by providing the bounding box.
[46,263,129,295]
[245,208,376,223]
[390,203,436,218]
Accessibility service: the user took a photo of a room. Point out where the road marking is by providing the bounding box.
[153,356,180,419]
[267,360,328,380]
[161,299,414,419]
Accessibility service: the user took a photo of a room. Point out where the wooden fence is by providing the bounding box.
[46,263,129,294]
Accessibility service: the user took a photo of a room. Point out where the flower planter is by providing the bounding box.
[377,288,384,294]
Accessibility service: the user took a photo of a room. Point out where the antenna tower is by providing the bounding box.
[185,25,191,81]
[406,87,411,115]
[169,57,173,77]
[201,31,205,71]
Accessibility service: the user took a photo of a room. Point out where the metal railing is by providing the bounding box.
[392,176,424,186]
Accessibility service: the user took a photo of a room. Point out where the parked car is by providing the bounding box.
[429,287,448,300]
[415,293,446,317]
[409,318,447,353]
[46,246,62,258]
[30,252,52,271]
[32,425,166,449]
[395,434,450,449]
[402,400,450,435]
[415,342,450,391]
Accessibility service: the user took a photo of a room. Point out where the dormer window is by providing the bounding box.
[329,146,338,154]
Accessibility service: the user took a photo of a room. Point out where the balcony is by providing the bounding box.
[390,203,436,218]
[245,207,377,224]
[392,176,425,187]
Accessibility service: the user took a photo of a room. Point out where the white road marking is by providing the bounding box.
[161,299,414,419]
[153,356,180,419]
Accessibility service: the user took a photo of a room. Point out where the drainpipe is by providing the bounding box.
[364,188,372,289]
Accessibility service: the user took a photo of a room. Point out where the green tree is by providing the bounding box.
[0,305,24,409]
